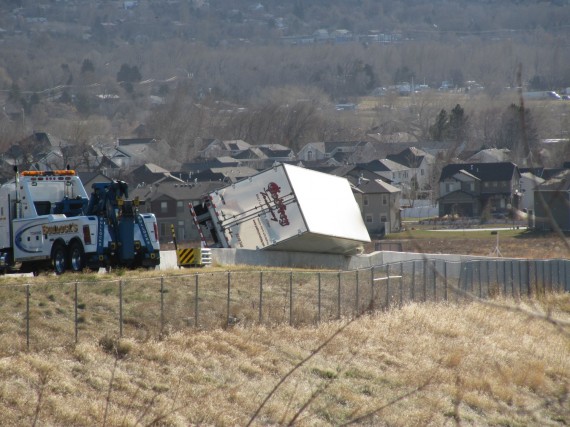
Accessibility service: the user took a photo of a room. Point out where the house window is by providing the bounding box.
[420,169,424,176]
[363,195,369,206]
[365,214,373,223]
[445,183,452,193]
[392,172,396,179]
[177,201,185,213]
[177,220,185,240]
[160,201,168,213]
[470,182,474,192]
[380,215,387,222]
[307,150,313,161]
[160,223,168,238]
[382,195,387,205]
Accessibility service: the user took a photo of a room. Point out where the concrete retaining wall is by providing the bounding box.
[160,248,520,281]
[210,248,504,272]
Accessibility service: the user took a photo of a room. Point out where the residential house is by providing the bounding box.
[97,156,123,180]
[438,169,482,217]
[361,159,407,186]
[386,147,435,192]
[297,141,375,164]
[199,139,251,159]
[129,163,184,187]
[232,144,296,170]
[76,171,113,193]
[520,166,570,181]
[438,162,521,218]
[106,137,175,170]
[130,181,224,242]
[519,172,545,212]
[180,157,241,177]
[1,131,66,173]
[533,169,570,231]
[461,147,511,163]
[327,165,401,235]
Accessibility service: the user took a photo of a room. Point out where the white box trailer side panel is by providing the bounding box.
[282,164,371,243]
[208,166,308,249]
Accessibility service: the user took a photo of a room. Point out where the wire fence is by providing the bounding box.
[1,258,568,355]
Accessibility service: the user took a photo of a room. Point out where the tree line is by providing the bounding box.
[0,1,568,168]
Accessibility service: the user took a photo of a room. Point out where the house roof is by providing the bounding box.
[535,169,570,191]
[361,159,408,172]
[323,140,369,152]
[77,171,112,187]
[130,163,184,186]
[300,140,369,155]
[387,147,433,168]
[327,165,394,189]
[134,163,169,174]
[461,147,511,163]
[257,145,294,158]
[445,169,480,182]
[223,140,251,151]
[233,147,267,160]
[519,167,568,181]
[4,131,66,160]
[353,178,400,194]
[130,181,224,202]
[180,157,241,173]
[191,166,259,183]
[209,166,259,180]
[117,138,158,146]
[439,162,519,182]
[520,172,545,185]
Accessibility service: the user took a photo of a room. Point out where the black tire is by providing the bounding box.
[51,243,67,275]
[68,241,85,273]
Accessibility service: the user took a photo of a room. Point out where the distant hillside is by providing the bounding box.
[0,0,569,159]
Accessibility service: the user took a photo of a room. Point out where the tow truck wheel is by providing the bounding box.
[69,241,85,273]
[52,243,67,275]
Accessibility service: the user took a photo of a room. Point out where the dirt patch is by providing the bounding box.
[373,232,570,259]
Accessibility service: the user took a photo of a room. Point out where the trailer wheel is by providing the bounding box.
[51,243,67,275]
[69,241,85,273]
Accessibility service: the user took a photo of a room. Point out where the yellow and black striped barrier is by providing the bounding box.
[176,248,212,268]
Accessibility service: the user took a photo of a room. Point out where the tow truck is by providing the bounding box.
[0,168,160,275]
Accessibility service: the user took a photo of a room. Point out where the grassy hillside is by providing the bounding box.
[0,291,568,426]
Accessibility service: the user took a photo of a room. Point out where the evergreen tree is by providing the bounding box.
[429,109,448,141]
[429,104,469,144]
[117,64,142,83]
[81,59,95,75]
[448,104,468,143]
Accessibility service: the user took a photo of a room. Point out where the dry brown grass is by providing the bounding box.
[0,292,568,426]
[382,229,570,259]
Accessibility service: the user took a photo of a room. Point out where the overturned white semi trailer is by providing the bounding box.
[190,163,370,255]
